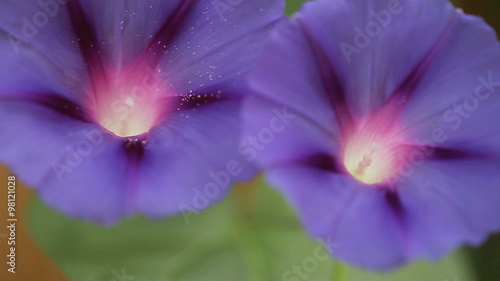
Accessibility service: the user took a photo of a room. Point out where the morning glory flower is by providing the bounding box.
[244,0,500,270]
[0,0,284,223]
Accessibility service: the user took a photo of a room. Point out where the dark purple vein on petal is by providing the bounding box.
[123,138,146,215]
[426,146,487,161]
[382,188,410,258]
[66,0,108,105]
[366,12,459,136]
[0,93,92,123]
[135,0,198,68]
[297,20,354,137]
[265,153,341,174]
[384,190,404,217]
[385,13,459,114]
[154,88,242,123]
[397,144,488,162]
[300,153,341,173]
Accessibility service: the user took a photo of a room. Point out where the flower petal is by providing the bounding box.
[136,100,258,217]
[0,0,89,101]
[0,100,129,223]
[248,19,341,135]
[295,0,455,116]
[243,95,337,167]
[244,0,500,270]
[38,139,131,224]
[74,0,284,73]
[398,11,500,157]
[265,166,406,270]
[72,0,185,68]
[153,0,285,98]
[399,158,500,260]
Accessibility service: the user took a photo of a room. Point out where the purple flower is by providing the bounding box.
[244,0,500,270]
[0,0,284,223]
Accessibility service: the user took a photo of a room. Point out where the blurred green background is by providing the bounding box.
[1,0,499,281]
[28,179,487,281]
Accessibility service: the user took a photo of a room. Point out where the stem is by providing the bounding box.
[234,180,257,218]
[333,259,347,281]
[232,180,271,281]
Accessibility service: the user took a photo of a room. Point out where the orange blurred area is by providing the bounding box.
[0,165,67,281]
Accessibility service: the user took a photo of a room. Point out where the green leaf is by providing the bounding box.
[285,0,311,16]
[28,179,476,281]
[340,250,474,281]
